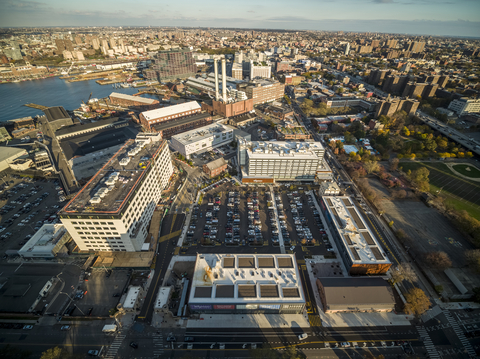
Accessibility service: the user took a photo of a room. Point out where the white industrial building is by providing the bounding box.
[170,123,234,159]
[122,286,143,312]
[237,139,330,183]
[154,286,173,313]
[320,196,391,275]
[188,253,305,314]
[59,133,174,252]
[448,98,480,116]
[18,224,71,258]
[0,147,28,172]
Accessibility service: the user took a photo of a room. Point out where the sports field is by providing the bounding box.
[399,161,480,220]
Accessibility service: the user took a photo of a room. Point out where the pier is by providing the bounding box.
[24,103,48,110]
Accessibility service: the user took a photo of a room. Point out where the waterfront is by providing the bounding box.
[0,76,162,122]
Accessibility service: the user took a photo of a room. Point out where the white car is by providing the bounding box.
[327,248,335,252]
[23,325,33,329]
[298,333,308,340]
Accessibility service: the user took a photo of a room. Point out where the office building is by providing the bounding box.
[250,60,271,79]
[237,140,328,183]
[139,101,202,130]
[316,277,395,313]
[188,253,306,314]
[238,79,285,105]
[319,196,391,275]
[448,98,480,116]
[59,133,173,252]
[170,123,234,159]
[232,63,243,80]
[144,49,197,82]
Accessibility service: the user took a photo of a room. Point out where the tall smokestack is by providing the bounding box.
[221,58,227,103]
[214,58,219,101]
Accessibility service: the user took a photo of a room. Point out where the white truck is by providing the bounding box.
[102,324,117,333]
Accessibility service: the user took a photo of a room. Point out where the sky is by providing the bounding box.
[1,0,480,37]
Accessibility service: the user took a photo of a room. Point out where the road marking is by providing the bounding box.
[159,230,182,242]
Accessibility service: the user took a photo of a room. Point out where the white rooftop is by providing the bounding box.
[141,101,201,121]
[322,196,391,265]
[189,253,305,305]
[154,286,172,310]
[172,123,231,145]
[123,286,141,309]
[110,92,157,104]
[240,140,324,160]
[18,224,67,257]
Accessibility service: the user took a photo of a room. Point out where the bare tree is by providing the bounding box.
[390,262,418,284]
[424,251,452,270]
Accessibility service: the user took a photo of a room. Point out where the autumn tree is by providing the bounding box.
[404,288,431,316]
[424,251,452,270]
[364,161,380,174]
[465,250,480,273]
[390,263,418,284]
[390,158,399,171]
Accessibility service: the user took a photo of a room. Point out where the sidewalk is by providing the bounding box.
[187,314,309,329]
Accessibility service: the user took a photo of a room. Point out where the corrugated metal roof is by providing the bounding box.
[141,101,201,121]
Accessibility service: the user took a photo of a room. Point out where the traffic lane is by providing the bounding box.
[185,327,307,341]
[297,263,318,317]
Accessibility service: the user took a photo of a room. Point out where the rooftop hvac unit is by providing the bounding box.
[90,196,101,204]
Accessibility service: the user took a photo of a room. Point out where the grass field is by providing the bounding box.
[399,161,480,220]
[451,164,480,178]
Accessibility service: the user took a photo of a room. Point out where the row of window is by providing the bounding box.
[72,221,114,225]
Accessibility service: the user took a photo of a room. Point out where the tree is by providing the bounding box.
[390,158,399,171]
[404,288,431,317]
[40,347,66,359]
[390,263,418,284]
[424,251,452,270]
[465,250,480,273]
[394,189,407,199]
[364,161,380,174]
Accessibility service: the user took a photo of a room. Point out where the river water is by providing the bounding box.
[0,77,163,122]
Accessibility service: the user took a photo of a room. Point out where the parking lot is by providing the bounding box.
[67,269,131,317]
[0,173,67,254]
[182,182,333,257]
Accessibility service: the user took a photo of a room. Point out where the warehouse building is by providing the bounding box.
[18,224,71,259]
[320,196,391,275]
[43,106,73,132]
[139,101,202,130]
[0,147,28,172]
[152,112,214,139]
[59,133,173,252]
[316,277,395,313]
[237,139,329,183]
[170,123,234,159]
[109,92,159,111]
[188,254,305,314]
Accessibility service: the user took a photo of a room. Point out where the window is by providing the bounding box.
[74,227,80,230]
[72,222,78,225]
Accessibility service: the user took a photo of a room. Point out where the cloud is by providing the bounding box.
[4,0,48,11]
[247,11,255,13]
[373,0,395,3]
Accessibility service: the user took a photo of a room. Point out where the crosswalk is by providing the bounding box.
[308,314,322,327]
[443,310,477,358]
[104,332,126,359]
[416,325,439,359]
[153,331,164,357]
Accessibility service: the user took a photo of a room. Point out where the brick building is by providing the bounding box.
[374,98,419,118]
[139,101,202,130]
[109,92,160,111]
[203,158,228,178]
[152,112,213,139]
[201,99,253,118]
[237,79,285,105]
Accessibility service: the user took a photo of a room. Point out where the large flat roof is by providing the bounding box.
[322,196,391,266]
[18,224,66,255]
[141,101,201,121]
[189,253,305,305]
[152,112,211,132]
[43,106,70,122]
[240,140,324,160]
[110,92,158,105]
[60,133,165,215]
[172,123,231,145]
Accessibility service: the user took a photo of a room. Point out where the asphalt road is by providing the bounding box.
[137,212,185,323]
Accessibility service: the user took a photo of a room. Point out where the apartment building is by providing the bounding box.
[139,101,202,130]
[170,123,234,159]
[238,79,285,105]
[448,98,480,116]
[237,139,328,183]
[144,48,197,81]
[59,133,173,252]
[319,196,391,275]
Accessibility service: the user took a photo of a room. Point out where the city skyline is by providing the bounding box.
[1,0,480,37]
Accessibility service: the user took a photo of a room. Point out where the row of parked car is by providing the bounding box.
[268,191,289,246]
[245,191,264,245]
[225,191,242,245]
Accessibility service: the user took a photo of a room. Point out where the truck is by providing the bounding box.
[102,324,117,333]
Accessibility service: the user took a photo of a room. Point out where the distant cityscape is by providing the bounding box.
[0,24,479,359]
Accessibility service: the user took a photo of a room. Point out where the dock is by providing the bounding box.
[25,103,48,110]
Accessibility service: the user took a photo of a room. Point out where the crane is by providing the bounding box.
[61,61,75,76]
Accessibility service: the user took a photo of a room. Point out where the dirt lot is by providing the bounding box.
[368,177,480,298]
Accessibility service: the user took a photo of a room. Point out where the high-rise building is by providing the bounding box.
[344,43,350,56]
[92,38,100,50]
[237,79,285,105]
[250,60,271,79]
[231,63,243,80]
[386,39,398,48]
[101,39,109,50]
[59,133,173,252]
[407,41,425,53]
[143,49,197,82]
[109,37,117,48]
[55,39,66,52]
[74,36,82,45]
